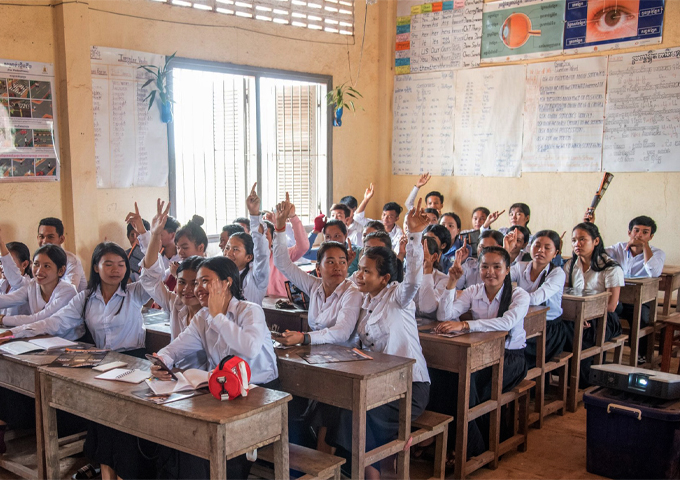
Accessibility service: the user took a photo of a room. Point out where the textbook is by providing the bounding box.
[132,387,206,405]
[48,349,109,368]
[146,369,210,396]
[0,337,78,355]
[95,368,150,384]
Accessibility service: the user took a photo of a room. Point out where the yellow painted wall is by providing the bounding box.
[385,0,680,264]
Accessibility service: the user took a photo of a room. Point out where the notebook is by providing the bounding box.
[95,368,150,384]
[146,369,210,395]
[0,337,79,355]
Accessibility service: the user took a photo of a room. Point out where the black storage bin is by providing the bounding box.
[584,387,680,479]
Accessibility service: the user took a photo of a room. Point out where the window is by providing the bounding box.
[148,0,355,36]
[169,59,331,236]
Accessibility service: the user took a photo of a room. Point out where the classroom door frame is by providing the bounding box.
[166,57,334,227]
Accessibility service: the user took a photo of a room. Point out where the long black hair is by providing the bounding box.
[175,215,208,251]
[531,230,561,288]
[568,223,619,287]
[82,242,130,317]
[7,241,33,278]
[479,246,513,316]
[228,232,254,287]
[424,236,442,272]
[480,229,504,247]
[198,256,244,300]
[32,244,67,278]
[362,246,401,286]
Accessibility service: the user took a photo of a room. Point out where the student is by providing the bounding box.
[455,230,505,289]
[218,223,245,253]
[563,222,624,388]
[504,225,532,264]
[471,207,490,231]
[152,255,278,480]
[404,172,444,213]
[223,183,270,305]
[304,220,360,275]
[329,203,351,223]
[325,200,431,479]
[481,203,530,235]
[37,217,87,292]
[434,246,529,459]
[359,231,404,283]
[266,195,309,297]
[362,220,385,239]
[416,237,447,319]
[126,218,150,282]
[0,235,32,316]
[424,224,452,272]
[174,215,208,259]
[0,242,153,480]
[439,212,471,268]
[509,230,568,369]
[424,208,440,225]
[233,217,251,234]
[353,183,404,253]
[340,195,363,247]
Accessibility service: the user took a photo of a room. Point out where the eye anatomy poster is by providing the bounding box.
[563,0,664,54]
[481,0,566,63]
[0,59,59,182]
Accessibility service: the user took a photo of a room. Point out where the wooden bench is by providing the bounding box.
[660,314,680,374]
[658,266,680,318]
[409,410,453,480]
[498,379,535,456]
[619,277,661,367]
[256,443,345,480]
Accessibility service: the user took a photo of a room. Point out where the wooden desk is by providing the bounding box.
[275,345,414,480]
[262,297,309,333]
[521,306,550,426]
[561,289,612,412]
[143,309,171,353]
[619,277,661,366]
[417,322,507,479]
[39,352,292,479]
[0,349,85,479]
[659,266,680,317]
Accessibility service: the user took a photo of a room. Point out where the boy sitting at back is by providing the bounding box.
[339,195,363,248]
[482,202,530,235]
[354,183,403,253]
[37,217,87,292]
[126,218,150,282]
[404,172,444,214]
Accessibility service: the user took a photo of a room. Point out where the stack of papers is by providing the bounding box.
[0,337,78,355]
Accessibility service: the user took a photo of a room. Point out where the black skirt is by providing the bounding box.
[524,318,569,370]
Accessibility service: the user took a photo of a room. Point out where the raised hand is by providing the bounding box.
[405,198,430,233]
[422,240,434,274]
[503,229,518,253]
[169,261,180,278]
[446,249,465,290]
[275,193,294,231]
[583,208,595,224]
[397,234,407,261]
[207,279,231,317]
[457,236,470,263]
[415,172,431,188]
[363,183,375,201]
[313,211,326,234]
[482,209,505,229]
[125,202,148,235]
[346,238,357,265]
[150,199,170,236]
[246,183,260,216]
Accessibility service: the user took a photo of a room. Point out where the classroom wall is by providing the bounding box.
[385,0,680,264]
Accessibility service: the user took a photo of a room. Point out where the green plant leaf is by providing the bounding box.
[141,78,154,89]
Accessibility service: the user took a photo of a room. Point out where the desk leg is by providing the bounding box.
[455,363,471,480]
[568,318,584,413]
[489,356,503,470]
[661,323,674,373]
[39,374,60,480]
[34,372,46,480]
[274,404,290,480]
[352,379,367,480]
[662,285,672,317]
[594,314,606,366]
[209,424,227,479]
[396,369,412,480]
[628,291,642,367]
[646,300,658,363]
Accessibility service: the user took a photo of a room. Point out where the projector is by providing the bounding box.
[590,364,680,400]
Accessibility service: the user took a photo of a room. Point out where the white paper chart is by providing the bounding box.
[603,48,680,173]
[523,57,607,172]
[90,46,169,189]
[392,71,455,175]
[453,65,525,177]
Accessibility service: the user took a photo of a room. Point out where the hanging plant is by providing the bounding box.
[326,83,363,127]
[138,52,176,123]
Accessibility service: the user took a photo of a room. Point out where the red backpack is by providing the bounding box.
[208,355,251,401]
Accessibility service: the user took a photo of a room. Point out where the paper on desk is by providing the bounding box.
[29,337,78,350]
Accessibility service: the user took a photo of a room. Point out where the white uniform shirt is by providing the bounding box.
[416,269,448,319]
[606,242,665,278]
[10,282,151,351]
[240,215,270,306]
[511,261,565,321]
[137,231,182,281]
[0,253,31,316]
[1,280,78,333]
[563,257,625,293]
[64,251,87,292]
[353,211,404,254]
[158,298,278,385]
[346,220,364,248]
[437,283,530,350]
[273,232,362,346]
[356,232,430,383]
[140,257,208,369]
[456,257,481,290]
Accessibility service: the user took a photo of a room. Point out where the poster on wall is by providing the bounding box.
[481,0,566,63]
[0,59,59,182]
[90,46,169,189]
[563,0,665,55]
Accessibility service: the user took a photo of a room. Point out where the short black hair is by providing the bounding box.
[127,219,150,237]
[339,195,358,210]
[233,217,249,226]
[38,217,64,237]
[330,203,351,218]
[507,225,531,247]
[440,212,461,230]
[424,208,440,220]
[472,206,490,217]
[629,215,657,235]
[323,219,348,236]
[364,220,385,232]
[164,216,181,234]
[424,224,452,251]
[382,202,403,216]
[480,229,504,247]
[317,241,349,263]
[425,191,444,204]
[364,231,392,249]
[509,203,530,219]
[222,224,245,236]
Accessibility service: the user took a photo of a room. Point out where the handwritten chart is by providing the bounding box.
[90,46,168,189]
[603,47,680,172]
[523,57,606,172]
[392,71,455,175]
[453,65,525,177]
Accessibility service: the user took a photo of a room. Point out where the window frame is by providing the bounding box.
[167,57,333,230]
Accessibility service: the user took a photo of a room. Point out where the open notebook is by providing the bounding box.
[0,337,78,355]
[95,368,150,384]
[146,369,210,396]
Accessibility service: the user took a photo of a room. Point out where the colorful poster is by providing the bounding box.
[563,0,664,54]
[480,0,566,63]
[0,59,59,182]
